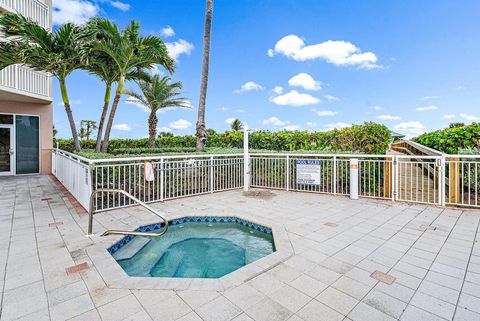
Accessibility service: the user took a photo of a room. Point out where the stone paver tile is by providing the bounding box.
[400,305,445,321]
[286,315,305,321]
[453,308,480,321]
[370,270,396,285]
[458,292,480,314]
[348,302,396,321]
[67,309,102,321]
[50,293,95,321]
[289,274,328,298]
[267,263,303,283]
[363,289,407,319]
[1,280,48,320]
[389,269,422,290]
[248,273,285,296]
[177,290,220,310]
[418,280,460,304]
[175,311,203,321]
[424,270,463,291]
[296,300,343,321]
[97,294,146,321]
[232,313,255,321]
[332,276,371,300]
[305,265,341,285]
[319,257,354,274]
[410,291,456,320]
[224,283,266,310]
[12,308,50,321]
[374,281,415,303]
[195,296,241,321]
[246,297,293,321]
[345,267,378,287]
[133,290,191,321]
[283,256,317,273]
[462,281,480,299]
[316,287,358,315]
[47,280,88,307]
[270,285,311,313]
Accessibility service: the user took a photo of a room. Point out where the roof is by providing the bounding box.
[390,131,405,138]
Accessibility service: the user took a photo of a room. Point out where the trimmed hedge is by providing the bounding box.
[414,122,480,154]
[57,122,391,155]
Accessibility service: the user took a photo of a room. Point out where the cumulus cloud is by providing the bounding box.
[166,39,194,61]
[306,122,317,127]
[160,26,175,38]
[53,0,99,25]
[113,124,131,131]
[270,90,320,106]
[268,34,381,69]
[288,72,321,91]
[324,95,340,101]
[220,107,228,111]
[110,1,130,11]
[157,126,172,133]
[262,116,289,127]
[377,114,401,120]
[225,118,236,125]
[315,110,338,117]
[325,122,351,130]
[371,106,383,111]
[443,114,456,119]
[169,119,192,130]
[460,113,480,121]
[234,81,264,94]
[272,86,284,94]
[284,125,301,131]
[125,96,148,112]
[394,121,425,136]
[416,106,438,112]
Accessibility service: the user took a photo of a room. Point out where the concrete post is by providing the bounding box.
[350,158,359,200]
[243,127,250,192]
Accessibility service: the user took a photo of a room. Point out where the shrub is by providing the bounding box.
[414,122,480,154]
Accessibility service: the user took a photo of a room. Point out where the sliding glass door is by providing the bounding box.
[0,125,14,175]
[15,115,40,174]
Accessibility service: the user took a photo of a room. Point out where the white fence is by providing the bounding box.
[0,0,49,29]
[51,149,480,212]
[0,65,51,98]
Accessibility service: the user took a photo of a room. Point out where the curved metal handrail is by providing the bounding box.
[87,188,168,237]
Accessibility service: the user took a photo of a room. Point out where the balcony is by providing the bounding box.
[0,0,49,30]
[0,64,51,101]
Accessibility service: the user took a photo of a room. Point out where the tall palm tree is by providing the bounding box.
[85,18,175,152]
[230,119,243,131]
[124,75,190,148]
[195,0,213,152]
[0,13,83,151]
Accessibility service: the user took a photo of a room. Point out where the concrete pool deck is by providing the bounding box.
[1,175,480,321]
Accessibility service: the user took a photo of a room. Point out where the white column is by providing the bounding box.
[350,158,359,200]
[243,127,250,192]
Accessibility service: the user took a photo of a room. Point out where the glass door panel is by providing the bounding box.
[0,126,13,175]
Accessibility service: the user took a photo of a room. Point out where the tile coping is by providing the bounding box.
[86,212,294,291]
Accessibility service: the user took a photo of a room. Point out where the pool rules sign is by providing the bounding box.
[296,159,321,185]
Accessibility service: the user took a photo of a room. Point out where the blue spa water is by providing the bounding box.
[114,221,275,278]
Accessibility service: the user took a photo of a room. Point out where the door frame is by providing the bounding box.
[0,123,15,176]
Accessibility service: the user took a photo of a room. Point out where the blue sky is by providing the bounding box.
[52,0,480,139]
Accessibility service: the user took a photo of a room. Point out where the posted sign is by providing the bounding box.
[296,160,321,185]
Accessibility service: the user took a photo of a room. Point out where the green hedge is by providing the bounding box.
[414,122,480,154]
[57,122,391,155]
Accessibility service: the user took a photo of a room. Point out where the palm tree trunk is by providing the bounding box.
[195,0,213,152]
[95,83,111,152]
[148,112,158,148]
[101,76,125,153]
[60,79,81,152]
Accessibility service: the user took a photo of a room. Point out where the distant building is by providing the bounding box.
[390,131,405,142]
[0,0,52,176]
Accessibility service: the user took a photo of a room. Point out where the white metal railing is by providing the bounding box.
[0,0,49,29]
[0,65,51,98]
[51,149,480,212]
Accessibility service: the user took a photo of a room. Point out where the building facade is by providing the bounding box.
[0,0,53,175]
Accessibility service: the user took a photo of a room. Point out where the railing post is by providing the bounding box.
[384,157,393,199]
[160,158,164,201]
[210,156,214,193]
[243,128,250,192]
[286,155,290,191]
[333,156,337,194]
[350,158,359,200]
[391,156,396,202]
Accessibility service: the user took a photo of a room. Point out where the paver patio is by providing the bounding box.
[1,175,480,321]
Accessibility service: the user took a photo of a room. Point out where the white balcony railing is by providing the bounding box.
[0,0,49,29]
[0,64,51,98]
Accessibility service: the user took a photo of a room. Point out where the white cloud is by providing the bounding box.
[160,26,175,38]
[234,81,264,93]
[220,107,228,111]
[443,114,456,119]
[316,110,338,117]
[270,90,320,106]
[325,122,351,130]
[324,94,340,101]
[268,34,381,69]
[394,121,425,136]
[110,0,129,11]
[166,39,194,61]
[306,121,317,127]
[262,116,289,127]
[416,105,438,112]
[460,113,480,121]
[377,114,401,120]
[371,106,383,111]
[53,0,99,25]
[125,96,149,112]
[421,95,441,101]
[169,119,192,130]
[284,125,301,131]
[157,126,172,133]
[113,124,131,131]
[272,86,284,94]
[225,118,236,125]
[288,72,321,91]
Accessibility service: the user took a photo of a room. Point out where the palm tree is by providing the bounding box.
[230,119,243,131]
[124,75,190,148]
[195,0,213,152]
[0,13,83,151]
[85,18,175,152]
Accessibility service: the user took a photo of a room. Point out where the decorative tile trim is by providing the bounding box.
[107,216,273,255]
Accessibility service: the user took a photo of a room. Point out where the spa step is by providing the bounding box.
[113,237,151,260]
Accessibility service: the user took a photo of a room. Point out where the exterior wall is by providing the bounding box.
[0,101,53,174]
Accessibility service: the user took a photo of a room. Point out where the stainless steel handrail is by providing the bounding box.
[87,188,168,237]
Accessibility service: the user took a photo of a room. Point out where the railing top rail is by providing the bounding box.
[88,153,244,164]
[395,139,446,156]
[53,148,93,164]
